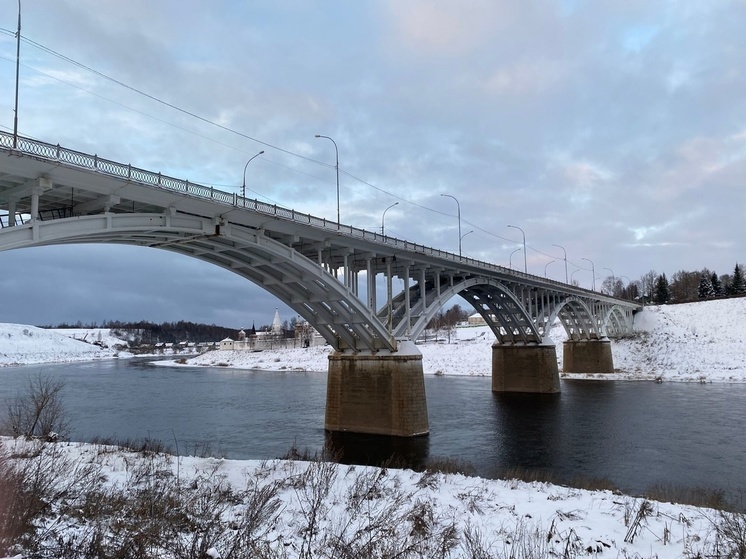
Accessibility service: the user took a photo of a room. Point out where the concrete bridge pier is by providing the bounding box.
[325,341,429,437]
[492,342,560,393]
[562,339,614,373]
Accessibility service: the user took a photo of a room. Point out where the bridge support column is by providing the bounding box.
[492,343,560,393]
[326,341,429,437]
[562,339,614,373]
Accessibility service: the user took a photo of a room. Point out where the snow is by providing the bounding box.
[0,436,732,559]
[2,299,746,381]
[1,299,745,557]
[0,324,122,367]
[154,299,746,383]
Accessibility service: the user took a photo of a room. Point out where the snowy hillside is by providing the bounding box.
[0,324,121,367]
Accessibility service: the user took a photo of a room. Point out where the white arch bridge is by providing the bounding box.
[1,132,641,436]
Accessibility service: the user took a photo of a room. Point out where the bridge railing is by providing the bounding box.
[1,131,635,306]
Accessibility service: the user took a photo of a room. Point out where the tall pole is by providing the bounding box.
[315,135,339,225]
[544,260,555,278]
[553,244,568,283]
[510,248,521,270]
[507,225,526,273]
[440,194,462,257]
[381,201,398,235]
[604,267,615,282]
[582,257,596,290]
[13,0,21,148]
[242,150,264,201]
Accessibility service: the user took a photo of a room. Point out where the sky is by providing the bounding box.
[0,0,745,328]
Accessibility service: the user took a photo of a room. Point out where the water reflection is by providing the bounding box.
[489,392,562,478]
[1,361,744,494]
[325,431,430,470]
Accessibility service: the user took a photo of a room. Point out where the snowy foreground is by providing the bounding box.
[0,436,739,559]
[157,298,746,383]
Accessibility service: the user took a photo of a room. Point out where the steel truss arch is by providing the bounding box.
[391,277,544,344]
[544,297,600,341]
[0,213,397,353]
[602,305,634,338]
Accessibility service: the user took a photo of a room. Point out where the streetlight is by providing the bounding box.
[381,202,398,235]
[460,230,474,256]
[582,257,596,290]
[553,244,568,283]
[12,0,21,148]
[544,260,555,278]
[507,225,527,273]
[571,269,582,284]
[242,150,264,201]
[510,248,522,270]
[441,194,462,256]
[315,134,340,225]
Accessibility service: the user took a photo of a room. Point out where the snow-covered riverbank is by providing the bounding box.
[0,436,739,559]
[2,300,745,558]
[158,299,746,383]
[3,299,746,382]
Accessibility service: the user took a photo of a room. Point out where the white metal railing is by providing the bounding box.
[0,131,635,307]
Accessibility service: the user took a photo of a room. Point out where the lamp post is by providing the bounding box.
[315,135,340,225]
[582,257,596,290]
[603,267,615,282]
[553,244,568,283]
[242,150,264,201]
[510,248,522,270]
[460,230,473,256]
[381,202,398,235]
[571,269,582,284]
[507,225,527,273]
[544,260,555,278]
[13,0,21,148]
[440,194,462,257]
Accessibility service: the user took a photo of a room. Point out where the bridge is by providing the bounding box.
[0,131,641,437]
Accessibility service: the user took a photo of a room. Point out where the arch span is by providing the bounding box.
[393,277,543,344]
[0,213,397,352]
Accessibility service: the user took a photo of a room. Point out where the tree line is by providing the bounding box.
[44,320,240,345]
[599,262,746,304]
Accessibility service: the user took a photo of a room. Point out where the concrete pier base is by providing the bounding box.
[492,343,560,393]
[562,339,614,373]
[325,341,429,437]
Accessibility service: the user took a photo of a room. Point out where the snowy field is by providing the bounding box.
[0,436,739,559]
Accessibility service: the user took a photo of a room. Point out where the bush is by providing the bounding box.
[2,373,70,440]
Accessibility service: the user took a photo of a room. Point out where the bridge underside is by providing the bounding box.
[0,134,641,436]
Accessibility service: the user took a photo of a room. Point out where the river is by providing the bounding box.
[1,357,744,495]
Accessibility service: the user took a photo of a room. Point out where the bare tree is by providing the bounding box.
[3,374,70,440]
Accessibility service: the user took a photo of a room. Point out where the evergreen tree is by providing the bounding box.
[711,271,723,296]
[653,273,670,304]
[732,263,746,295]
[698,274,714,299]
